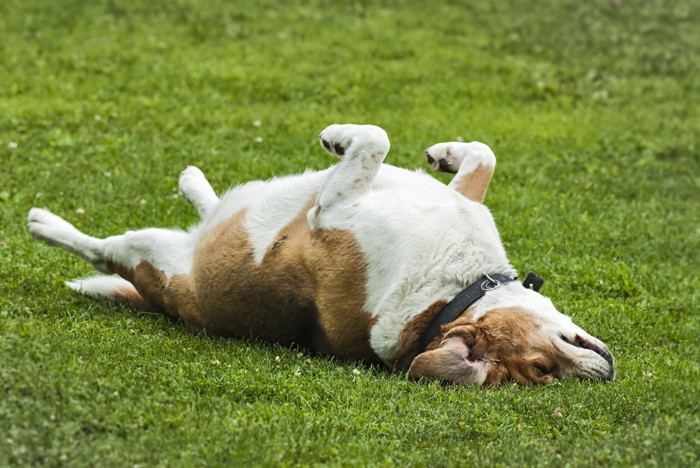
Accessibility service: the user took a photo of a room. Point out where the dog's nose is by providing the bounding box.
[425,150,435,165]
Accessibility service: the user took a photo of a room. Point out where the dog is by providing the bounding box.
[27,124,614,386]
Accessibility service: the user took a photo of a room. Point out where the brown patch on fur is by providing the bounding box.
[165,273,204,331]
[106,261,133,282]
[106,261,163,312]
[131,262,168,312]
[305,228,380,362]
[392,300,448,369]
[452,163,494,203]
[108,260,201,329]
[189,207,316,341]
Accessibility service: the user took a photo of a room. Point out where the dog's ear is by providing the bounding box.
[408,326,485,385]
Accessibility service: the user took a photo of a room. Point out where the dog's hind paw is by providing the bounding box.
[27,208,79,245]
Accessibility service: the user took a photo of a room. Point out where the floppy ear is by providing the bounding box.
[408,335,485,386]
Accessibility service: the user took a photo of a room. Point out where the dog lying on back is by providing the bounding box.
[28,124,614,386]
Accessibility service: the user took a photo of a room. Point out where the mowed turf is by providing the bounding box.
[1,0,698,465]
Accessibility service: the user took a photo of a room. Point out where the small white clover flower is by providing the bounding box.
[252,120,262,127]
[352,368,361,375]
[254,137,264,143]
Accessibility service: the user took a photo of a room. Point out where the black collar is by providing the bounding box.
[419,274,516,351]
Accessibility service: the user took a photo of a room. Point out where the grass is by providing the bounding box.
[1,0,698,465]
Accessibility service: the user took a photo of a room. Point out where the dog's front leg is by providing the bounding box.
[424,141,496,203]
[308,124,390,228]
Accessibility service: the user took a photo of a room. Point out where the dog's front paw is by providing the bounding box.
[425,142,496,173]
[319,124,390,158]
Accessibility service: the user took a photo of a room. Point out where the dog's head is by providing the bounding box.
[408,285,614,386]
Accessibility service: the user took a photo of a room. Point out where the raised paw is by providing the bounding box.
[425,141,496,174]
[27,208,81,245]
[179,166,209,198]
[318,124,390,159]
[178,166,219,218]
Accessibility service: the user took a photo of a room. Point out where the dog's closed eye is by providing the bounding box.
[533,362,550,375]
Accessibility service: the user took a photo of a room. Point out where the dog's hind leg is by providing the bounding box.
[27,208,203,329]
[424,142,496,203]
[309,124,390,227]
[65,275,161,311]
[178,166,219,219]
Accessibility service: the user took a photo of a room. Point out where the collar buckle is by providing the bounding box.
[480,274,503,291]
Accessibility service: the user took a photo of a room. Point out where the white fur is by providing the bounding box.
[243,171,328,264]
[471,282,596,346]
[178,166,219,218]
[66,275,135,299]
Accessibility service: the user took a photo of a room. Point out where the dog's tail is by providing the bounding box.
[66,275,157,311]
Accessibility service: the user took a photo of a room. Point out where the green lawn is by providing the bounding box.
[1,0,698,465]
